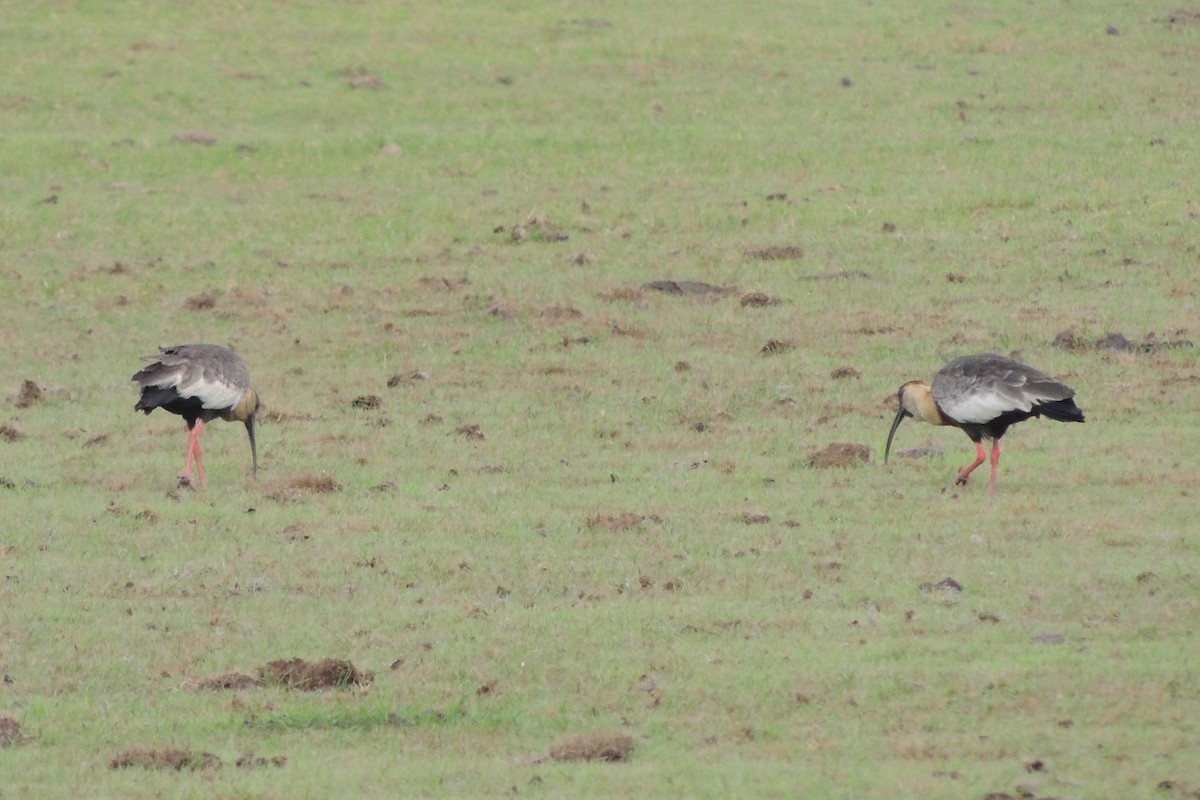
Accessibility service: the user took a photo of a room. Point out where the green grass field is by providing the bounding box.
[3,2,1199,797]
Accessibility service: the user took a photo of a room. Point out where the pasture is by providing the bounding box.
[2,2,1198,797]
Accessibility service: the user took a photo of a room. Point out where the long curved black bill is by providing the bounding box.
[884,407,910,464]
[245,415,258,478]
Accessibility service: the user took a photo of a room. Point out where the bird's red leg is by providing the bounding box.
[955,441,987,485]
[987,440,1000,494]
[181,420,206,488]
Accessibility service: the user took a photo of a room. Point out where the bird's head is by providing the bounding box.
[884,381,934,464]
[234,388,261,478]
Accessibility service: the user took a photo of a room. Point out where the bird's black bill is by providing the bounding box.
[245,416,258,477]
[884,407,911,464]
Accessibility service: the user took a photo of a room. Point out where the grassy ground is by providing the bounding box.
[3,1,1199,797]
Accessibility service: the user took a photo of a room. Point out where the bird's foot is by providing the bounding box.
[954,474,971,486]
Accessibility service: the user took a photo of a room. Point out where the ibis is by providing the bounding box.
[133,344,261,488]
[884,353,1084,492]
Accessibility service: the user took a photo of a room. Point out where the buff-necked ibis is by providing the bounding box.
[133,344,261,488]
[884,353,1084,492]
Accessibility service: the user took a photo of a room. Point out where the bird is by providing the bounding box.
[884,353,1084,492]
[132,344,261,488]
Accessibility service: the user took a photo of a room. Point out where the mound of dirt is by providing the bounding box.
[111,749,222,771]
[236,751,288,768]
[1052,329,1193,353]
[808,442,870,469]
[198,672,259,691]
[643,280,732,296]
[258,658,371,690]
[14,380,43,408]
[0,715,23,748]
[550,732,634,762]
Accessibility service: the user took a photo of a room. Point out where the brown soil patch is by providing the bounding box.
[351,394,382,409]
[507,215,569,243]
[236,752,288,768]
[550,732,635,762]
[84,433,109,447]
[808,442,870,468]
[740,292,781,307]
[759,339,794,356]
[742,511,771,525]
[0,715,22,748]
[199,672,260,691]
[830,365,861,380]
[454,423,485,440]
[539,305,583,321]
[799,270,871,281]
[387,370,429,387]
[269,475,342,500]
[183,291,218,310]
[746,245,803,261]
[598,286,645,303]
[586,512,644,532]
[258,658,371,690]
[1052,329,1193,353]
[172,131,217,145]
[0,425,24,442]
[14,380,43,408]
[111,749,222,771]
[919,577,964,593]
[643,280,732,296]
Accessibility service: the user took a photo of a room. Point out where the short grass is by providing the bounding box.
[2,1,1199,798]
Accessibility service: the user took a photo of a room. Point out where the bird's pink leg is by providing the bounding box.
[987,440,1000,494]
[955,441,987,485]
[181,420,206,488]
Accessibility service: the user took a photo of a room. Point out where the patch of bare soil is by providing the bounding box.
[183,291,217,310]
[14,380,43,408]
[742,511,771,525]
[642,280,732,296]
[920,577,964,593]
[258,658,372,690]
[740,291,781,307]
[830,365,861,380]
[504,215,569,243]
[759,339,793,356]
[586,512,645,532]
[808,442,869,468]
[199,672,260,691]
[746,244,803,261]
[550,732,634,762]
[0,715,23,748]
[798,270,871,281]
[454,423,485,440]
[236,752,288,768]
[488,302,520,320]
[172,131,217,145]
[1052,329,1193,353]
[111,749,222,771]
[84,433,109,447]
[351,394,382,409]
[0,425,24,442]
[539,305,583,321]
[598,286,645,303]
[267,475,343,502]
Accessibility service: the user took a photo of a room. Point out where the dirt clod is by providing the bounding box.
[111,749,222,771]
[15,380,44,408]
[759,339,794,356]
[183,291,217,310]
[740,292,781,307]
[643,280,732,296]
[920,577,964,593]
[236,751,288,768]
[0,715,23,748]
[746,245,803,261]
[830,365,861,380]
[351,395,382,409]
[742,511,771,525]
[0,425,25,442]
[808,442,869,468]
[454,423,485,440]
[550,732,634,762]
[586,512,644,532]
[258,658,371,690]
[199,672,260,691]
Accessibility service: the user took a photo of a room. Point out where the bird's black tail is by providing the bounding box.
[1036,398,1085,423]
[134,386,181,414]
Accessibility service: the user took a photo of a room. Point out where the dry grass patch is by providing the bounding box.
[0,715,23,748]
[111,749,222,771]
[550,732,635,762]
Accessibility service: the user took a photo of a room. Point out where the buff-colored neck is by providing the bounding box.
[222,387,260,423]
[899,381,946,426]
